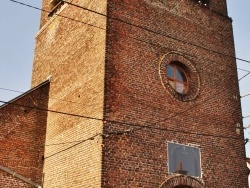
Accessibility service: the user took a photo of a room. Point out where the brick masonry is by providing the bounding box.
[30,0,248,187]
[0,81,49,187]
[102,0,248,187]
[32,0,107,187]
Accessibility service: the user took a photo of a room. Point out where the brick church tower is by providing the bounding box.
[32,0,248,187]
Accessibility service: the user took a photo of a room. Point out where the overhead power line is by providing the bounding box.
[0,87,98,107]
[243,114,250,119]
[0,75,246,154]
[241,93,250,99]
[238,68,250,72]
[0,88,23,93]
[0,100,101,121]
[238,72,250,81]
[0,68,244,127]
[7,0,250,87]
[0,99,244,141]
[9,0,105,30]
[0,83,244,131]
[8,0,250,66]
[3,0,247,161]
[45,133,100,159]
[144,76,243,125]
[6,0,250,87]
[62,0,250,65]
[3,0,247,139]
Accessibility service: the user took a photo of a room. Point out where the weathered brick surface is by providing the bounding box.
[102,0,248,187]
[0,170,33,188]
[32,0,247,188]
[0,81,49,187]
[32,0,107,187]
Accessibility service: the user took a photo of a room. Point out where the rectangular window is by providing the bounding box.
[168,142,201,177]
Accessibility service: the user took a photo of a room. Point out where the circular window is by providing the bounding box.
[166,62,189,94]
[159,53,200,102]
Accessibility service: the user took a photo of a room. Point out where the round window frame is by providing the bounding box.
[159,53,200,102]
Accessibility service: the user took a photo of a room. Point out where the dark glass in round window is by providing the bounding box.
[166,62,188,94]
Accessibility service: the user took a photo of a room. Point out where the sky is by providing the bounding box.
[0,0,250,155]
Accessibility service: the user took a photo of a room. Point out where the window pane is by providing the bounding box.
[168,142,201,177]
[166,65,174,79]
[176,68,187,82]
[176,82,185,94]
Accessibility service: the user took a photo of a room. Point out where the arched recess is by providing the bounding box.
[159,175,204,188]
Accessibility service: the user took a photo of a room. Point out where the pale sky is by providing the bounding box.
[0,0,250,156]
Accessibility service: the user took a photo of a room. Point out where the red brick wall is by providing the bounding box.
[102,0,248,187]
[0,82,49,187]
[0,171,32,188]
[32,0,107,187]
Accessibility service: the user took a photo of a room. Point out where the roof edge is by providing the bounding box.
[0,79,50,108]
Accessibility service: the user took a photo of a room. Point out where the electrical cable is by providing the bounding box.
[0,80,245,158]
[0,32,247,120]
[8,0,105,30]
[130,33,250,76]
[5,0,250,115]
[0,87,100,107]
[0,25,248,112]
[239,72,250,81]
[4,1,249,170]
[0,91,244,145]
[241,93,250,99]
[0,98,243,141]
[0,54,246,138]
[6,0,250,106]
[238,68,250,73]
[44,133,100,159]
[0,88,23,94]
[3,0,247,146]
[0,80,243,128]
[144,80,242,126]
[243,114,250,119]
[7,0,250,67]
[2,1,249,170]
[62,0,250,65]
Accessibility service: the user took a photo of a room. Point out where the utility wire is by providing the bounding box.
[3,0,246,140]
[239,72,250,81]
[6,0,250,88]
[8,0,250,67]
[0,77,245,151]
[132,35,250,75]
[7,0,250,89]
[243,114,250,119]
[0,88,23,93]
[148,79,242,126]
[241,93,250,98]
[0,89,243,140]
[45,134,100,159]
[0,30,247,115]
[4,0,247,161]
[0,93,245,146]
[62,0,250,65]
[0,99,244,141]
[0,87,100,107]
[9,0,105,30]
[0,100,102,121]
[0,82,243,128]
[238,68,250,73]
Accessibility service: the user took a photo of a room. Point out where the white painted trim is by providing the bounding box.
[0,165,42,188]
